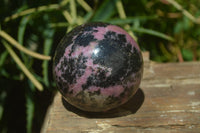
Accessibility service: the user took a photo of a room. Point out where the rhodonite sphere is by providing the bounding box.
[53,22,143,112]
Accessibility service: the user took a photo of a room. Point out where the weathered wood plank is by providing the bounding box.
[42,52,200,133]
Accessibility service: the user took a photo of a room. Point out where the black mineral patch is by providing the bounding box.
[54,27,79,66]
[53,22,109,66]
[82,31,143,90]
[74,33,96,47]
[56,53,88,93]
[82,22,109,31]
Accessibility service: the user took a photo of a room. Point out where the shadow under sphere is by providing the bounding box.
[62,88,145,118]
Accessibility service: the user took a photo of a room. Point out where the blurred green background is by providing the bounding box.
[0,0,200,132]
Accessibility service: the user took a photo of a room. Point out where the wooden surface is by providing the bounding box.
[42,52,200,133]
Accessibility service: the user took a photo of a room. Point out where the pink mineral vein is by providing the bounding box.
[92,27,107,40]
[101,85,125,97]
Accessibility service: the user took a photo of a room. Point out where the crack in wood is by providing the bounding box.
[112,123,200,129]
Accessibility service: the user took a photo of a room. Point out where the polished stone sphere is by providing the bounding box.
[53,22,143,112]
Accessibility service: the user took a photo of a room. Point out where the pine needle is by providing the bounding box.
[2,41,43,91]
[0,30,51,60]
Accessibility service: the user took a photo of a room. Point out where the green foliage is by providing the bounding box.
[26,83,35,133]
[92,0,118,21]
[0,0,200,132]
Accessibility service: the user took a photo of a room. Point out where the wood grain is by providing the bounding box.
[42,52,200,133]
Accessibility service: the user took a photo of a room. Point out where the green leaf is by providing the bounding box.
[0,91,7,121]
[26,96,34,133]
[182,48,193,61]
[26,83,35,133]
[18,16,31,67]
[105,16,158,25]
[42,29,55,87]
[0,51,8,68]
[174,17,191,33]
[174,21,183,34]
[83,11,93,23]
[132,27,175,42]
[49,22,69,28]
[16,5,29,13]
[18,16,29,45]
[92,0,118,21]
[0,69,10,78]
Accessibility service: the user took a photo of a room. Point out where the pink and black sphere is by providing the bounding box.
[53,22,143,112]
